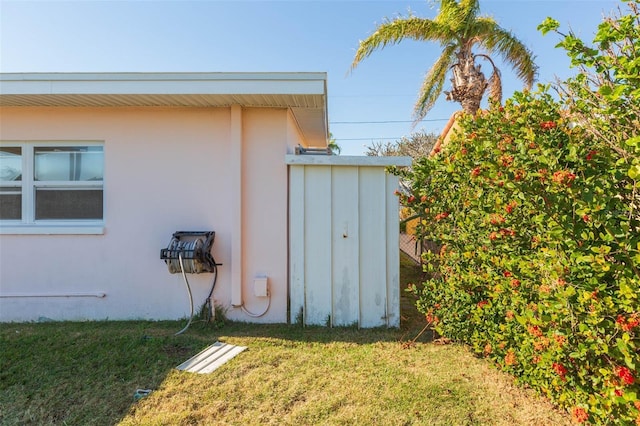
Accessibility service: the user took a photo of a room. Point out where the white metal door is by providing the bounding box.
[287,155,409,328]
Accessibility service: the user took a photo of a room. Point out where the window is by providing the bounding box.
[0,142,104,233]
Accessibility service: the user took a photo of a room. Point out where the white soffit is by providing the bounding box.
[0,72,328,146]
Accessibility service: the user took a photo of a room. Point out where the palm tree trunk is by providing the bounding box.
[445,50,487,114]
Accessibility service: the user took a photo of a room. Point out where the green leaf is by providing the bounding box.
[598,85,612,96]
[626,136,640,147]
[538,17,560,35]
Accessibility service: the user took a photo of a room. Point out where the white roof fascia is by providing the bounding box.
[0,72,326,96]
[0,72,329,147]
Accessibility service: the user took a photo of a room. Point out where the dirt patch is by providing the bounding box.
[162,343,194,359]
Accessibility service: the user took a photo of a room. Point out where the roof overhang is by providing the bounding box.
[0,72,329,147]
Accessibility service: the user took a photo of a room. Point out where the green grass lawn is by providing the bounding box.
[0,254,572,425]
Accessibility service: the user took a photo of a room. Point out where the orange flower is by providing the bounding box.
[483,343,492,355]
[505,201,517,214]
[552,362,567,380]
[504,350,517,366]
[551,171,564,184]
[499,154,514,167]
[540,121,557,130]
[617,314,640,331]
[552,170,577,185]
[490,214,505,225]
[528,325,543,338]
[538,168,548,182]
[500,228,515,237]
[572,407,589,423]
[616,366,635,385]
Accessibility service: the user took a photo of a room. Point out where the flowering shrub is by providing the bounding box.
[398,5,640,423]
[401,83,639,423]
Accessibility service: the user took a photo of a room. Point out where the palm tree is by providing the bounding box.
[328,132,341,155]
[351,0,537,119]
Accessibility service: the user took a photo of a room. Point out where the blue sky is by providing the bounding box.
[0,0,620,155]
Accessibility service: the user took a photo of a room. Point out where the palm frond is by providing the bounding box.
[413,44,457,122]
[351,0,538,120]
[458,0,481,28]
[487,66,502,105]
[473,17,538,88]
[436,0,479,35]
[458,0,480,14]
[435,0,461,25]
[351,17,454,71]
[473,52,501,104]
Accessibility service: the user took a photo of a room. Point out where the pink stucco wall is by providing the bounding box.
[0,105,301,322]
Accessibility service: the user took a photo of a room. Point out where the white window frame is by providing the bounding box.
[0,141,105,235]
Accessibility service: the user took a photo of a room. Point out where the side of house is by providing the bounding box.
[0,73,325,323]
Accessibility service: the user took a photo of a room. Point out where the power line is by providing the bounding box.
[334,137,403,141]
[328,94,416,98]
[330,118,449,124]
